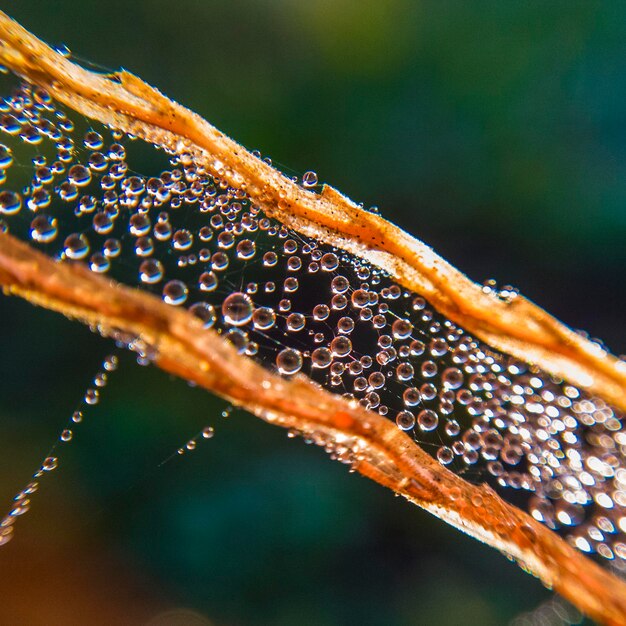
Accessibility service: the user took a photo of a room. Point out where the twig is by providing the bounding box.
[0,10,624,413]
[0,10,625,624]
[1,233,626,626]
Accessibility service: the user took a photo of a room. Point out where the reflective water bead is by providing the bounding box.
[89,252,110,273]
[83,130,104,150]
[442,367,464,390]
[313,304,330,321]
[331,275,349,294]
[64,233,90,260]
[437,446,454,465]
[311,347,332,368]
[330,336,352,357]
[396,410,416,431]
[162,280,189,306]
[0,190,21,215]
[252,307,276,330]
[190,302,217,329]
[60,429,73,442]
[30,215,57,243]
[198,271,218,292]
[392,318,413,340]
[139,259,164,284]
[41,457,58,472]
[0,144,12,169]
[236,239,256,260]
[403,387,421,407]
[418,409,439,432]
[263,251,277,267]
[276,348,303,375]
[84,388,99,405]
[222,292,254,326]
[302,171,318,187]
[321,253,339,271]
[172,229,193,250]
[286,313,305,332]
[68,164,91,187]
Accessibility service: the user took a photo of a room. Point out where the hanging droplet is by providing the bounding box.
[222,292,254,327]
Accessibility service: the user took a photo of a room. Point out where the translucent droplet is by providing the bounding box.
[60,429,73,442]
[286,312,305,332]
[0,144,13,169]
[41,457,58,472]
[30,215,58,243]
[276,348,303,375]
[139,259,164,284]
[396,410,416,431]
[68,164,91,187]
[321,253,339,272]
[302,171,318,187]
[392,319,413,340]
[437,446,454,465]
[83,130,104,150]
[0,190,21,215]
[442,367,463,390]
[311,347,332,368]
[84,388,99,405]
[252,306,276,330]
[198,271,218,292]
[189,302,216,329]
[222,292,253,326]
[64,233,89,260]
[418,409,439,432]
[236,239,256,260]
[330,336,352,357]
[162,280,188,306]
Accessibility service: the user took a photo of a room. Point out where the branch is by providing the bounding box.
[0,10,626,625]
[2,232,626,625]
[0,10,624,413]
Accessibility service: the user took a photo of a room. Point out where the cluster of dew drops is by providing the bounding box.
[0,353,119,547]
[0,75,625,564]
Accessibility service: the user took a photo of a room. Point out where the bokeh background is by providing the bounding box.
[0,1,624,624]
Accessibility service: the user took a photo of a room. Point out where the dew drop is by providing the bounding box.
[302,171,318,187]
[162,279,188,306]
[188,302,215,328]
[418,409,439,432]
[222,292,253,326]
[276,348,303,375]
[0,190,21,215]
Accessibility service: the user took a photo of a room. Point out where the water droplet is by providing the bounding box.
[68,164,91,187]
[252,306,276,330]
[162,280,188,306]
[64,233,89,260]
[417,409,439,432]
[0,144,12,169]
[189,302,216,329]
[302,171,318,187]
[139,259,164,284]
[30,215,58,243]
[0,190,21,215]
[41,457,58,472]
[396,410,416,431]
[60,429,73,442]
[276,348,303,375]
[222,292,253,326]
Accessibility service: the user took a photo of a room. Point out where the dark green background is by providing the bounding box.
[0,2,623,624]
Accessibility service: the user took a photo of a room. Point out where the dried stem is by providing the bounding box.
[2,233,626,625]
[0,10,624,413]
[0,10,626,625]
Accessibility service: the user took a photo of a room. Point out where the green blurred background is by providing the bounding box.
[0,1,624,624]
